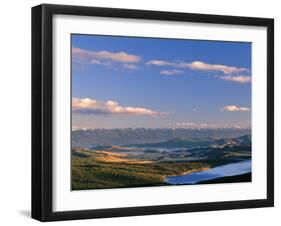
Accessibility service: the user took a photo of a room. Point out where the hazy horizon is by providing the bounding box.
[72,125,252,131]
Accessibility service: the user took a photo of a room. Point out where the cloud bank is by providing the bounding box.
[221,105,250,112]
[72,97,165,116]
[219,75,251,84]
[146,60,178,67]
[72,47,140,69]
[187,61,248,74]
[72,47,251,84]
[147,60,247,74]
[168,122,250,129]
[147,59,250,83]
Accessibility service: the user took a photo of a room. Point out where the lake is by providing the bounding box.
[165,159,251,185]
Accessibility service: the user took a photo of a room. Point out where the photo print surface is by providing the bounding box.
[71,34,252,190]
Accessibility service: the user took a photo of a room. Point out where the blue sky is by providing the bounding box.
[72,34,251,129]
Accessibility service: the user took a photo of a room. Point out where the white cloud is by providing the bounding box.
[168,122,251,129]
[146,59,250,83]
[72,47,140,69]
[175,122,196,126]
[186,61,248,74]
[90,59,102,65]
[72,97,165,116]
[160,70,183,75]
[221,105,250,112]
[123,64,138,70]
[91,50,140,63]
[219,75,251,84]
[146,60,177,67]
[147,59,248,74]
[169,122,220,129]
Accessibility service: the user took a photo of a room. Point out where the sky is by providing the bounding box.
[71,34,251,129]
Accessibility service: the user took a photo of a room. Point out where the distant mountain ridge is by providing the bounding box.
[72,128,251,147]
[127,134,251,149]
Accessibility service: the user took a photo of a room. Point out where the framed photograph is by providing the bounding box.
[32,4,274,221]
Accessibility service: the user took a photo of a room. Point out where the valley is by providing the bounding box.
[72,133,252,190]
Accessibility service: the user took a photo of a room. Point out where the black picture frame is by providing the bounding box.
[32,3,274,222]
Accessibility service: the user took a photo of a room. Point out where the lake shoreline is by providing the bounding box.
[165,160,251,185]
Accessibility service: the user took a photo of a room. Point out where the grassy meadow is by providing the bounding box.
[71,148,210,190]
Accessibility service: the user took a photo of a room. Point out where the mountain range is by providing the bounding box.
[72,128,251,147]
[130,134,251,149]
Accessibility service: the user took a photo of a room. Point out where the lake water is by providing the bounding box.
[165,160,251,185]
